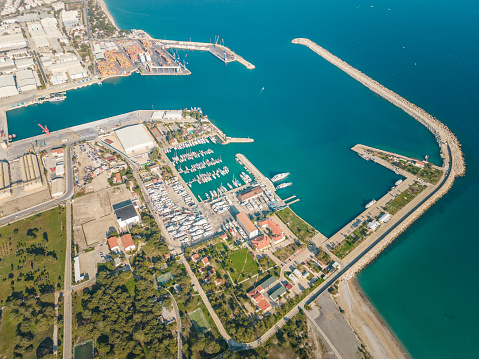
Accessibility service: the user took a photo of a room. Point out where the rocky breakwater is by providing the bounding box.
[292,37,465,278]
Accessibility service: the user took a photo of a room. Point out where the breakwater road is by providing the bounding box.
[292,38,464,177]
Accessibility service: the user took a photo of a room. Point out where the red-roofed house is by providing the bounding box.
[105,156,117,165]
[220,232,227,240]
[121,233,136,252]
[51,147,64,157]
[284,283,293,291]
[215,278,224,287]
[208,268,216,275]
[113,172,122,184]
[108,236,120,253]
[199,267,205,274]
[164,253,171,260]
[191,253,200,263]
[258,218,286,244]
[257,299,271,312]
[202,257,210,266]
[415,160,425,168]
[251,234,271,252]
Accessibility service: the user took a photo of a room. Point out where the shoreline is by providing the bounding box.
[336,278,410,359]
[96,0,119,30]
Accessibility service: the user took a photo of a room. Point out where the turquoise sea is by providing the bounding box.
[7,0,479,357]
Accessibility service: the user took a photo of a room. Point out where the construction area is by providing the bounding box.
[72,184,135,249]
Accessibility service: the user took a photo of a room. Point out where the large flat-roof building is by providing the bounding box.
[238,186,263,203]
[0,161,11,199]
[0,33,27,52]
[0,74,18,98]
[61,10,80,28]
[114,124,155,154]
[19,153,42,191]
[236,212,258,239]
[16,69,37,92]
[113,200,140,229]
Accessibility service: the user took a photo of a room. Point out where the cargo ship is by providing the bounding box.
[271,172,290,182]
[365,200,376,209]
[276,182,292,190]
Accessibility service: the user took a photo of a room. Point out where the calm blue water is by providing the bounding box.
[8,0,479,357]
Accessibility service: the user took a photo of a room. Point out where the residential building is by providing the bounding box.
[113,172,122,184]
[202,257,210,266]
[108,236,120,253]
[121,233,136,252]
[191,253,200,263]
[258,218,286,244]
[251,234,271,252]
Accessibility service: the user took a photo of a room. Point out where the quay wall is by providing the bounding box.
[292,38,465,278]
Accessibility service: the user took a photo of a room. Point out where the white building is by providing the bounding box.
[51,177,64,198]
[367,220,380,231]
[61,10,79,28]
[293,268,302,278]
[0,33,27,52]
[51,1,65,11]
[114,124,155,154]
[0,74,18,98]
[50,72,68,85]
[16,69,37,92]
[378,212,392,223]
[113,200,140,229]
[14,57,35,70]
[74,255,84,282]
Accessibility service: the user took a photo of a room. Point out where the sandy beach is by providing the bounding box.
[96,0,119,30]
[336,279,410,359]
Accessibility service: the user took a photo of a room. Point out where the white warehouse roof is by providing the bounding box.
[16,69,37,92]
[115,124,155,154]
[0,74,18,98]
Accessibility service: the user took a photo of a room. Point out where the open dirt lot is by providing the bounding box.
[73,184,133,249]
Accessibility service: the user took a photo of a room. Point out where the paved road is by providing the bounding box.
[0,145,74,226]
[169,289,183,359]
[63,200,73,359]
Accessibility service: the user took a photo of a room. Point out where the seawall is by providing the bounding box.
[292,37,465,277]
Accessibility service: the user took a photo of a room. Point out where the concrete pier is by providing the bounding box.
[154,39,255,70]
[235,153,275,192]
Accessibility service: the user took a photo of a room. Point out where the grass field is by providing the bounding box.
[272,241,305,262]
[0,207,67,303]
[276,208,316,242]
[189,308,211,334]
[73,340,94,359]
[385,182,427,215]
[228,248,260,283]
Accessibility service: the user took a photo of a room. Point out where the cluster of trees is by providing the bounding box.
[88,0,117,38]
[75,271,176,358]
[222,311,314,359]
[0,293,56,358]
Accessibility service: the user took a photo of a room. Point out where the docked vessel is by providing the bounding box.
[271,172,290,182]
[395,179,403,186]
[365,200,376,209]
[276,182,292,190]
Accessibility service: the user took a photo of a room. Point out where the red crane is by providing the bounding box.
[38,124,50,136]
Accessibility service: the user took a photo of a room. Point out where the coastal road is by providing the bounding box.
[0,145,74,227]
[63,199,73,359]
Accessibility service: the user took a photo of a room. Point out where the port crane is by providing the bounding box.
[38,124,50,136]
